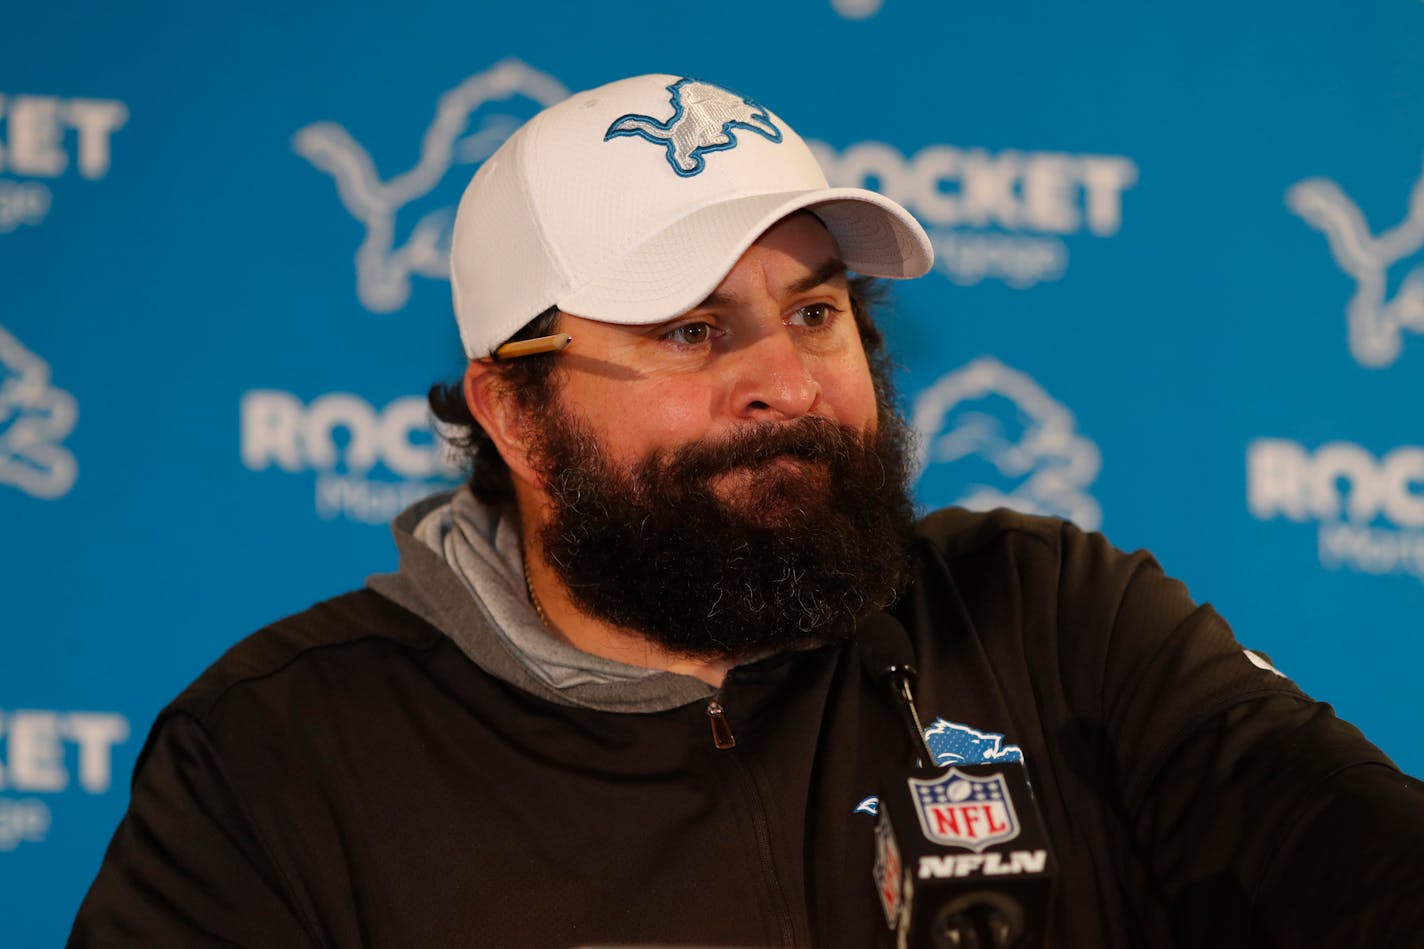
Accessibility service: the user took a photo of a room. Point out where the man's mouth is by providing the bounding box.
[707,453,830,498]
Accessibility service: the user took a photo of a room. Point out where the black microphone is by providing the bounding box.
[858,612,936,767]
[858,613,1056,949]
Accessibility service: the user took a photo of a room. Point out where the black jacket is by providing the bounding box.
[69,508,1424,947]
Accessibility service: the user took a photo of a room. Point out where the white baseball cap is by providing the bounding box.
[449,73,934,358]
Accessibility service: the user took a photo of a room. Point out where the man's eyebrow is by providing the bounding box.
[695,258,848,309]
[787,258,849,295]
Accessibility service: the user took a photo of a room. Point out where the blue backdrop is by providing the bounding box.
[3,2,1420,943]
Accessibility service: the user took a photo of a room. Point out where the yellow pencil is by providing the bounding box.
[491,333,572,360]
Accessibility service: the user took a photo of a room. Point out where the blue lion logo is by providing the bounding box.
[924,719,1024,766]
[604,78,783,177]
[854,718,1025,815]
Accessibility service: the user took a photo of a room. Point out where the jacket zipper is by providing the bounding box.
[705,692,799,946]
[706,699,737,749]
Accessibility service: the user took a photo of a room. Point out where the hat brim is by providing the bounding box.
[556,188,933,325]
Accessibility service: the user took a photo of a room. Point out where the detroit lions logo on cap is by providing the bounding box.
[604,78,783,177]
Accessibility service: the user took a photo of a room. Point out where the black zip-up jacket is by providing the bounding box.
[69,506,1424,947]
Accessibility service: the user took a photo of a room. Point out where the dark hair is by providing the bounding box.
[428,277,892,505]
[428,306,562,506]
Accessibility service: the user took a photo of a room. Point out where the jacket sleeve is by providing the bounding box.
[1056,522,1424,948]
[67,712,318,948]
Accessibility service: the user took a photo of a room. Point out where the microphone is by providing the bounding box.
[858,612,936,767]
[858,614,1056,948]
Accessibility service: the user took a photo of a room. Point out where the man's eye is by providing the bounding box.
[791,304,835,327]
[664,322,714,345]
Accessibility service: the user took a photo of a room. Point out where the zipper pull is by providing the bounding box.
[706,700,737,749]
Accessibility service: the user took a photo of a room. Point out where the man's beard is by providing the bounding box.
[529,400,917,661]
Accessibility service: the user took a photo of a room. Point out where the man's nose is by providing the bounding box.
[728,328,820,421]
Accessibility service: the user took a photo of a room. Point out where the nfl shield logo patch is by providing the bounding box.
[872,810,905,928]
[909,768,1021,852]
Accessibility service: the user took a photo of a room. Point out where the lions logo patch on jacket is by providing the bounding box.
[854,718,1025,815]
[604,77,782,177]
[924,719,1024,766]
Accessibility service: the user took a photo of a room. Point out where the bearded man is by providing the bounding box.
[71,74,1424,948]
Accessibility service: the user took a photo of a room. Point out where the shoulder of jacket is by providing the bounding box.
[164,589,442,722]
[913,508,1155,588]
[914,506,1070,559]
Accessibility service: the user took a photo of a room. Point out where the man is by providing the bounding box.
[71,74,1423,948]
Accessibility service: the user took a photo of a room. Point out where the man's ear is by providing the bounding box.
[463,360,543,488]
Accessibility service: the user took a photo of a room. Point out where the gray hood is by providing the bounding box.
[366,487,715,712]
